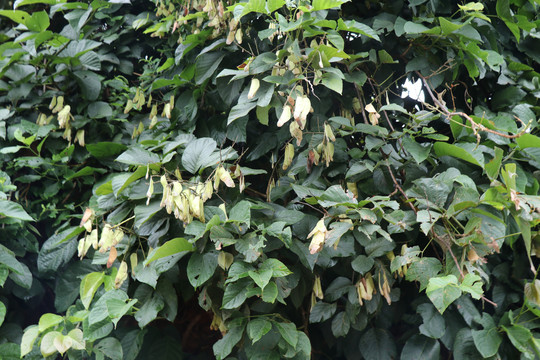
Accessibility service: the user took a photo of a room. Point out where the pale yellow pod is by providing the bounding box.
[277,105,292,127]
[248,78,260,100]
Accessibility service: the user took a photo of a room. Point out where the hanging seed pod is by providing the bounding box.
[146,179,154,205]
[324,123,335,142]
[282,143,294,170]
[293,96,305,120]
[203,181,213,201]
[217,166,235,187]
[114,261,128,289]
[290,120,303,146]
[248,78,260,100]
[107,246,118,268]
[49,96,57,110]
[162,103,171,119]
[112,228,124,247]
[365,273,375,298]
[324,142,334,167]
[124,99,133,114]
[352,97,362,114]
[89,229,98,249]
[313,275,324,299]
[53,96,64,113]
[57,105,71,128]
[98,224,114,253]
[277,105,292,127]
[308,218,328,254]
[77,238,89,259]
[347,182,358,198]
[75,130,85,147]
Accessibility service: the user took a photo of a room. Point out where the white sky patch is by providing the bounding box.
[401,78,425,103]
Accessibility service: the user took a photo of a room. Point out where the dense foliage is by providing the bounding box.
[0,0,539,358]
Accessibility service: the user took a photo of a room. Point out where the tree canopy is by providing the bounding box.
[0,0,539,358]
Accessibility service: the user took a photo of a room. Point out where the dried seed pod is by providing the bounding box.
[313,275,324,299]
[99,224,114,253]
[124,99,133,114]
[282,143,294,170]
[324,123,335,142]
[217,166,235,187]
[114,261,128,289]
[130,253,138,276]
[112,228,124,246]
[308,218,328,254]
[352,97,362,114]
[107,246,117,268]
[290,120,303,146]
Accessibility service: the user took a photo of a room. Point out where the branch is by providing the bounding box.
[415,71,530,140]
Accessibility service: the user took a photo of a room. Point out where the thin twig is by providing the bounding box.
[416,71,530,140]
[385,161,417,214]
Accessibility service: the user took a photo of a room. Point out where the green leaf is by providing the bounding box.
[247,318,272,343]
[25,10,49,32]
[309,302,337,323]
[187,251,218,288]
[321,72,343,94]
[0,301,5,327]
[311,0,350,11]
[38,313,63,332]
[213,318,246,360]
[20,325,39,357]
[73,70,101,101]
[0,200,34,221]
[88,101,113,119]
[87,142,127,158]
[402,136,431,164]
[439,17,463,34]
[40,331,61,357]
[351,255,374,275]
[249,269,273,289]
[426,275,462,314]
[274,321,298,348]
[195,52,225,84]
[95,337,123,360]
[135,295,165,327]
[401,335,440,360]
[116,146,160,166]
[80,272,104,309]
[262,282,278,303]
[145,237,194,265]
[331,312,350,338]
[359,328,397,360]
[502,324,532,353]
[433,142,484,167]
[182,137,217,174]
[0,247,25,275]
[0,10,30,24]
[417,303,445,339]
[485,147,503,180]
[337,19,380,41]
[460,274,483,299]
[403,21,431,34]
[472,327,502,357]
[222,279,250,309]
[66,329,85,350]
[516,133,540,149]
[406,258,442,291]
[229,200,252,226]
